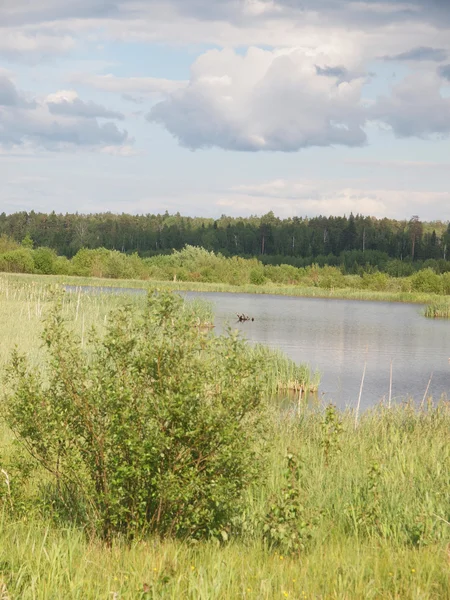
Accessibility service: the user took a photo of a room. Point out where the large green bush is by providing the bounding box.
[410,268,443,294]
[4,292,267,541]
[33,247,58,275]
[0,248,34,273]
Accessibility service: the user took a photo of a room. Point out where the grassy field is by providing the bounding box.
[1,276,449,599]
[1,405,450,599]
[0,271,446,305]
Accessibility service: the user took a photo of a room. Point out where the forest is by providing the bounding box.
[0,211,448,270]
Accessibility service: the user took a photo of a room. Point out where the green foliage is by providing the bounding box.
[33,247,58,275]
[0,248,34,273]
[361,271,390,291]
[0,234,20,253]
[4,292,268,541]
[263,453,313,555]
[320,404,343,465]
[249,269,266,285]
[410,268,443,294]
[21,234,34,249]
[346,461,383,537]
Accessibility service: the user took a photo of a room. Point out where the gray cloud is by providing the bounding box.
[1,0,450,28]
[371,72,450,137]
[382,46,447,62]
[122,94,145,104]
[1,115,128,148]
[315,65,348,78]
[0,75,130,150]
[438,64,450,79]
[1,0,122,27]
[47,97,124,119]
[0,75,24,106]
[0,75,36,108]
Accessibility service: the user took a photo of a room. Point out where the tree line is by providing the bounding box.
[0,210,449,269]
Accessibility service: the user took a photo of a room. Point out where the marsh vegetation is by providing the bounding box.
[0,277,449,599]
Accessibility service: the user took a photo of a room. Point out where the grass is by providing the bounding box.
[0,520,449,599]
[1,271,446,305]
[424,302,450,319]
[1,275,450,598]
[1,404,450,598]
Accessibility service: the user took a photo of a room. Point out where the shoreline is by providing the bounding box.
[0,271,447,306]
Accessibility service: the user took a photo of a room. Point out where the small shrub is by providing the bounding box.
[4,292,268,541]
[263,453,312,555]
[321,404,343,465]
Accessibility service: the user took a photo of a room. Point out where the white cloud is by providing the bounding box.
[0,28,75,60]
[0,75,131,151]
[148,47,367,151]
[222,178,450,219]
[100,144,138,156]
[71,73,187,96]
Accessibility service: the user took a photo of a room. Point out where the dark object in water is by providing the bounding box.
[237,314,254,323]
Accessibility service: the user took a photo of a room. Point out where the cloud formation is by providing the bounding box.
[47,90,125,120]
[223,178,450,219]
[148,47,367,151]
[0,76,130,151]
[438,64,450,79]
[1,0,449,27]
[0,29,75,61]
[371,72,450,137]
[382,46,447,62]
[72,73,187,96]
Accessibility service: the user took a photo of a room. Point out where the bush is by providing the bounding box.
[4,292,268,541]
[442,272,450,295]
[360,272,389,291]
[410,268,443,294]
[250,269,266,285]
[33,247,58,274]
[0,248,34,273]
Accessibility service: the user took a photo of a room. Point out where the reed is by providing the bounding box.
[250,344,320,398]
[424,302,450,318]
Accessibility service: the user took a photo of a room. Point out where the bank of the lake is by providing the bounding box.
[1,271,447,305]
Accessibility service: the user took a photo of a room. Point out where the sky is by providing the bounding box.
[1,0,450,220]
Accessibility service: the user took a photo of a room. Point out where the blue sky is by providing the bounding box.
[1,0,450,220]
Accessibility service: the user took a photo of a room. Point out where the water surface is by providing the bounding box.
[66,286,450,409]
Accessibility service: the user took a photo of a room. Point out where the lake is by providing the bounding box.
[66,286,450,409]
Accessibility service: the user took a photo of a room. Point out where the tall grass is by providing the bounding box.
[251,344,320,396]
[424,302,450,319]
[1,403,450,598]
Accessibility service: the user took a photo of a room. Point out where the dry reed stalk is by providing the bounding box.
[388,360,393,409]
[420,372,433,410]
[0,580,10,600]
[355,361,367,429]
[1,469,12,511]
